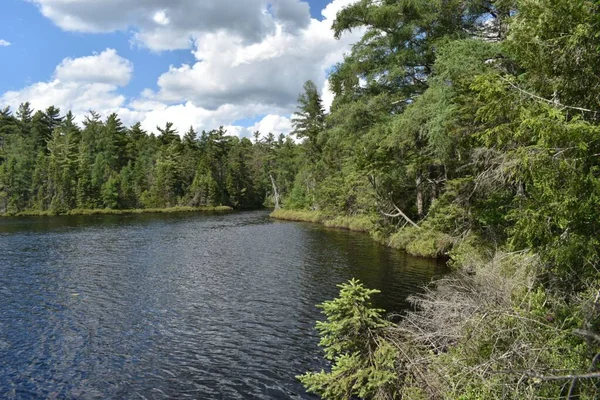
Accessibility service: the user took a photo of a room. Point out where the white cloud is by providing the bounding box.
[125,0,362,135]
[55,49,133,86]
[0,40,11,47]
[250,114,293,136]
[151,0,363,111]
[4,0,362,136]
[1,81,126,122]
[220,114,293,141]
[322,79,335,113]
[321,0,357,20]
[152,10,170,26]
[0,49,130,123]
[30,0,311,51]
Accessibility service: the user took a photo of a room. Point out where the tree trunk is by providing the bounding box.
[269,173,280,210]
[416,173,424,218]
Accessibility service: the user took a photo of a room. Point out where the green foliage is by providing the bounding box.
[292,80,325,156]
[419,255,599,399]
[298,279,399,400]
[323,215,376,233]
[269,209,325,223]
[0,110,301,214]
[388,226,453,258]
[287,0,600,398]
[3,0,600,397]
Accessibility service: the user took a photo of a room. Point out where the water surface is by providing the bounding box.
[0,211,446,399]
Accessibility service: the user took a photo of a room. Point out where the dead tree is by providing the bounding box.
[269,173,281,210]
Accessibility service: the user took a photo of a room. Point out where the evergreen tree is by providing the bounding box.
[291,80,325,154]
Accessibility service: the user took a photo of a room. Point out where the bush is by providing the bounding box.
[301,257,600,399]
[298,279,400,399]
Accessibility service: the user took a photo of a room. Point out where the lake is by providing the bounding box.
[0,210,446,399]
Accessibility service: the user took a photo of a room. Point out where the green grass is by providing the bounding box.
[271,209,378,233]
[271,208,456,259]
[388,226,454,258]
[2,206,233,217]
[269,209,326,223]
[322,215,376,233]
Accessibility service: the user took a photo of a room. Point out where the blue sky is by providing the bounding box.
[0,0,361,136]
[0,0,191,97]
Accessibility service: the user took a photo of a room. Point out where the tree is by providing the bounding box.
[291,80,325,154]
[101,113,128,172]
[157,121,180,146]
[16,102,33,138]
[298,280,398,400]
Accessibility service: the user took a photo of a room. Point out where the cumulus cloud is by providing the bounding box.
[0,49,130,121]
[55,49,133,86]
[250,114,293,136]
[30,0,311,51]
[5,0,362,136]
[321,79,335,113]
[0,40,11,47]
[151,0,362,111]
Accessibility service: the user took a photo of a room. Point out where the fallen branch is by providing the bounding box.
[381,203,420,229]
[269,173,281,210]
[368,174,420,229]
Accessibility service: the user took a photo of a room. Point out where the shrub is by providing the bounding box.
[298,279,400,399]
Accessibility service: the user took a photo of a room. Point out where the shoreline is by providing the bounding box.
[0,206,234,218]
[270,209,449,260]
[269,209,374,232]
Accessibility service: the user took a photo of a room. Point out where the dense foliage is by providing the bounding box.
[0,109,301,214]
[287,0,600,398]
[2,0,600,397]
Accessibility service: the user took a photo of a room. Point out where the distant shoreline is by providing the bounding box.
[0,206,234,218]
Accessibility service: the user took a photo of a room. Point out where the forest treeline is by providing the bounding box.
[2,0,600,397]
[0,107,301,214]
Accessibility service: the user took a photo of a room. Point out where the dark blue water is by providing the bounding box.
[0,211,446,399]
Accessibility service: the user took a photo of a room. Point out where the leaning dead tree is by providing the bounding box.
[368,174,420,229]
[269,173,281,210]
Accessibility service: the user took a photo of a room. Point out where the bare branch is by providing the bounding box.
[381,204,420,229]
[500,76,598,114]
[493,370,600,381]
[573,329,600,343]
[368,174,420,229]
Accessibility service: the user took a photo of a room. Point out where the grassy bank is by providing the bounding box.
[269,209,327,224]
[270,209,452,258]
[1,205,233,218]
[270,209,376,233]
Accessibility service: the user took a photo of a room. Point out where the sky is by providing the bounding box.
[0,0,363,138]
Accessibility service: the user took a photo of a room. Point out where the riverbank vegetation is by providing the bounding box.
[287,0,599,398]
[271,209,375,233]
[2,0,600,397]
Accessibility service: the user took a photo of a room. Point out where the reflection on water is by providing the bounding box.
[0,211,446,399]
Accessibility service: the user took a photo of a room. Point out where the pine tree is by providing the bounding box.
[291,80,325,153]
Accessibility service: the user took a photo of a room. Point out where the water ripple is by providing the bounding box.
[0,211,446,399]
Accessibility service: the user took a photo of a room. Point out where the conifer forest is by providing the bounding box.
[2,0,600,398]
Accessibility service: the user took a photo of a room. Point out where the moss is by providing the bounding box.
[271,209,379,235]
[447,234,491,269]
[272,208,457,259]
